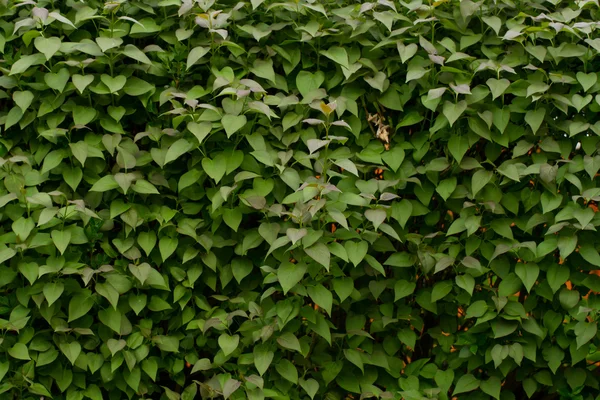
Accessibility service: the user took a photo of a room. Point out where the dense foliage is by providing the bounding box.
[0,0,600,399]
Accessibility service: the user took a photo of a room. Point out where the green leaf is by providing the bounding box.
[394,280,416,301]
[299,378,319,400]
[164,139,192,165]
[381,146,405,172]
[275,359,298,384]
[13,91,34,112]
[498,273,522,296]
[391,200,412,228]
[9,53,45,75]
[365,208,387,231]
[0,361,9,382]
[448,135,469,164]
[218,333,240,356]
[576,72,597,92]
[251,58,276,84]
[515,262,539,293]
[307,284,333,316]
[333,277,354,302]
[72,74,95,93]
[572,94,592,112]
[18,262,37,285]
[320,47,349,69]
[142,358,158,381]
[436,177,457,201]
[453,374,480,395]
[487,78,510,100]
[187,46,210,70]
[12,217,34,241]
[159,236,178,261]
[68,293,94,322]
[138,231,157,256]
[51,230,71,255]
[278,261,306,294]
[129,294,147,315]
[101,74,127,93]
[480,377,501,400]
[253,344,273,376]
[123,77,155,96]
[492,320,518,338]
[221,114,247,137]
[152,336,180,352]
[96,282,119,309]
[547,264,569,293]
[456,274,475,296]
[8,343,29,360]
[59,341,81,365]
[304,242,330,270]
[574,321,597,349]
[98,307,122,333]
[122,44,152,65]
[125,366,141,391]
[296,71,324,97]
[397,42,418,63]
[202,155,227,183]
[492,106,510,133]
[223,208,242,232]
[525,108,545,134]
[5,107,23,130]
[344,349,364,373]
[231,258,252,283]
[96,36,123,52]
[90,175,119,192]
[431,281,453,302]
[44,68,70,93]
[277,332,302,353]
[443,100,467,127]
[34,36,62,60]
[579,243,600,267]
[345,241,368,267]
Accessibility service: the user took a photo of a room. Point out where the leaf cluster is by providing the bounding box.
[0,0,599,400]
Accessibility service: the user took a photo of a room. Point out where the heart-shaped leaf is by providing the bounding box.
[202,155,227,183]
[345,241,368,267]
[13,91,34,111]
[397,42,418,63]
[34,36,61,60]
[486,78,510,100]
[188,121,212,144]
[278,261,306,294]
[221,114,247,137]
[101,74,127,93]
[286,228,307,245]
[443,100,467,127]
[51,230,71,255]
[43,282,64,306]
[572,94,592,112]
[107,338,126,356]
[218,333,240,356]
[72,74,94,93]
[108,105,126,122]
[159,236,178,261]
[576,72,597,92]
[59,341,81,365]
[44,68,70,92]
[381,146,405,172]
[96,36,123,52]
[296,70,325,98]
[525,108,545,133]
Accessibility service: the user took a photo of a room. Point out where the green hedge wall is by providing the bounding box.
[0,0,599,399]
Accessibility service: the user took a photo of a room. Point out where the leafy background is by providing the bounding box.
[0,0,599,399]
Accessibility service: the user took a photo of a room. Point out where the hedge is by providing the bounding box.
[0,0,599,399]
